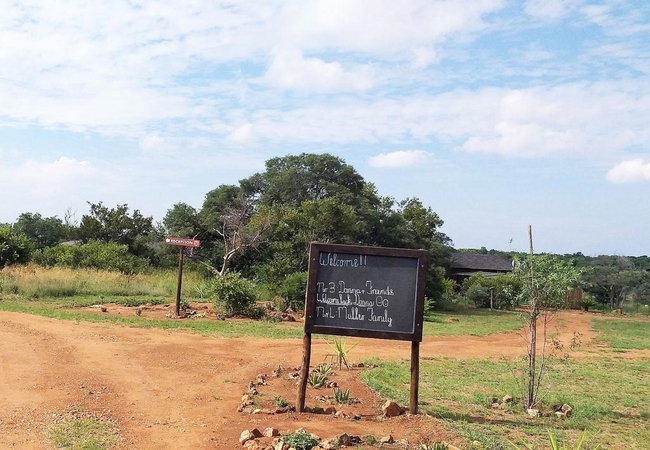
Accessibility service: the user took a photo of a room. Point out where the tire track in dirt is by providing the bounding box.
[0,319,116,449]
[0,310,637,450]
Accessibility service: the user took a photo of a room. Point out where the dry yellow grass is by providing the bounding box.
[0,264,205,299]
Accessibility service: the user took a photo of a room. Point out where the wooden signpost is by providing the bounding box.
[297,242,427,414]
[164,237,200,316]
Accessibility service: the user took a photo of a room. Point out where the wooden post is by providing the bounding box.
[410,341,420,414]
[297,333,312,412]
[175,246,184,316]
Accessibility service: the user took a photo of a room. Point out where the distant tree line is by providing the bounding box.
[0,153,452,303]
[2,153,648,310]
[458,248,650,310]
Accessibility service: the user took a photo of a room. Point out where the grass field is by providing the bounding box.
[363,317,650,449]
[0,265,206,299]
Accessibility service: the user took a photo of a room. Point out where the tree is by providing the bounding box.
[585,256,643,309]
[13,212,66,248]
[196,185,272,276]
[163,203,202,238]
[78,202,155,257]
[0,225,32,268]
[252,153,366,208]
[236,154,453,298]
[514,250,585,409]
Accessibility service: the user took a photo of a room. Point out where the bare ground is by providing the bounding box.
[0,308,642,449]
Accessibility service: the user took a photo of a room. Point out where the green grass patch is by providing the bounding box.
[48,408,118,450]
[362,356,650,449]
[0,300,303,339]
[592,318,650,350]
[423,309,523,336]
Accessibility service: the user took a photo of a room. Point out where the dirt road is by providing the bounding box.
[0,310,606,449]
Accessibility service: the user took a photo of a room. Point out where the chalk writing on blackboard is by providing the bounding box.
[306,244,427,341]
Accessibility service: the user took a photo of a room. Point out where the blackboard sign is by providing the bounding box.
[304,243,427,342]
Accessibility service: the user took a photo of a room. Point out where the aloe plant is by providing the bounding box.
[326,337,358,370]
[510,431,595,450]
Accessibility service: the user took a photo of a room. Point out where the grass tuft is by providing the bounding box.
[48,408,118,450]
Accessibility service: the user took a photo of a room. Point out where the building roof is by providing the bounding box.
[450,253,513,272]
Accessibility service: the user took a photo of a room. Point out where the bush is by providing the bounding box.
[0,226,32,268]
[33,241,149,274]
[461,273,521,309]
[210,272,258,317]
[279,272,308,311]
[465,282,491,308]
[283,431,319,450]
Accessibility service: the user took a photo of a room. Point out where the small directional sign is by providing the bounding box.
[164,237,200,248]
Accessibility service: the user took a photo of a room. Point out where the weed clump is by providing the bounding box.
[283,431,319,450]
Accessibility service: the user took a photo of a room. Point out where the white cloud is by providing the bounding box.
[264,47,374,93]
[277,0,503,54]
[524,0,583,19]
[606,159,650,184]
[227,123,257,145]
[368,150,429,168]
[0,0,505,134]
[235,79,650,157]
[3,157,99,196]
[412,47,439,69]
[139,136,169,152]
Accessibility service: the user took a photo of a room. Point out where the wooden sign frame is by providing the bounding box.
[297,242,428,414]
[164,236,201,316]
[305,243,428,341]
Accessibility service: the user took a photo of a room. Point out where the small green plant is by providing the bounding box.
[313,363,333,377]
[510,431,593,450]
[420,444,448,450]
[274,396,289,407]
[548,431,592,450]
[308,372,328,388]
[283,431,319,450]
[326,337,358,370]
[180,298,191,311]
[333,387,352,404]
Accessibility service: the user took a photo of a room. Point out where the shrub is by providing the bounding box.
[0,226,32,268]
[462,273,522,309]
[278,271,308,311]
[33,241,149,274]
[283,431,319,450]
[210,272,258,316]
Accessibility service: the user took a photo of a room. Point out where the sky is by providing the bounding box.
[1,0,649,256]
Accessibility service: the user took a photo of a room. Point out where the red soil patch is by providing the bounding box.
[0,309,638,449]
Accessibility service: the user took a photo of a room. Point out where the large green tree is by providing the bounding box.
[252,153,366,208]
[78,202,155,257]
[13,212,66,248]
[162,153,452,302]
[242,154,452,298]
[163,203,201,239]
[584,256,644,309]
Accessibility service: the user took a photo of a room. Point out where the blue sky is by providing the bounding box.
[1,0,649,256]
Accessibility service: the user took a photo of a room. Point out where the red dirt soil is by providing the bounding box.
[0,309,637,449]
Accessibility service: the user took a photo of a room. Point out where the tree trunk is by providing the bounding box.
[526,306,538,409]
[525,225,537,409]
